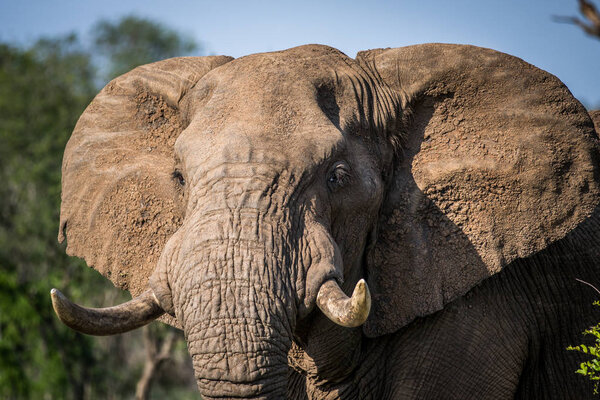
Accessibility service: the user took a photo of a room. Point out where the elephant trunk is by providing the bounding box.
[187,307,291,399]
[165,209,296,399]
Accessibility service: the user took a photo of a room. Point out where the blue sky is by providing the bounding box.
[1,0,599,107]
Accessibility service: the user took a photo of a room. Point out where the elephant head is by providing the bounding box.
[52,44,600,399]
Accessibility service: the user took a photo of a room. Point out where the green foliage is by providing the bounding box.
[93,15,199,81]
[0,16,200,399]
[0,35,118,399]
[567,300,600,395]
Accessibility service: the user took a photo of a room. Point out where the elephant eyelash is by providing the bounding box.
[172,170,185,186]
[327,163,351,189]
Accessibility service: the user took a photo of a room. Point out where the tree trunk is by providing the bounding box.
[135,325,177,400]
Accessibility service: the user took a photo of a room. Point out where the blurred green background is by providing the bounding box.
[0,16,201,400]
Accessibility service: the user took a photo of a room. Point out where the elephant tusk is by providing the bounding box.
[50,288,165,336]
[316,278,371,327]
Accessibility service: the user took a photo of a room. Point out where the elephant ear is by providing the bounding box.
[591,110,600,133]
[59,56,233,326]
[356,44,600,337]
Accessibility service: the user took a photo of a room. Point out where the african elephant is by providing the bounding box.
[51,44,600,399]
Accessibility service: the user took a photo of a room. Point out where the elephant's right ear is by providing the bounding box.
[591,110,600,133]
[356,44,600,337]
[59,56,232,326]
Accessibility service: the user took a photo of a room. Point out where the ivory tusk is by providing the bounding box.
[316,278,371,327]
[50,288,165,336]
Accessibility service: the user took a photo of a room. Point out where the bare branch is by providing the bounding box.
[554,0,600,40]
[135,325,179,400]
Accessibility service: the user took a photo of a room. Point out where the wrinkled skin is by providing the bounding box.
[53,44,600,399]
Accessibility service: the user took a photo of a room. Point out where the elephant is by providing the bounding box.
[50,43,600,399]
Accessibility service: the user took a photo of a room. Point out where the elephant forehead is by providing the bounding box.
[176,118,345,176]
[175,48,362,172]
[173,44,395,178]
[186,64,336,127]
[181,44,368,132]
[211,44,357,85]
[193,78,328,139]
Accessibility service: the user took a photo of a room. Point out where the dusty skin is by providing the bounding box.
[53,44,600,399]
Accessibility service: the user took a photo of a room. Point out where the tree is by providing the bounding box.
[555,0,600,40]
[93,15,199,81]
[0,17,201,399]
[0,34,115,400]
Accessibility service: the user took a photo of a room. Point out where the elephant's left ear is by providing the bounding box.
[356,44,600,337]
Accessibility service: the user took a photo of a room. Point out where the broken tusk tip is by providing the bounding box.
[352,279,370,298]
[357,279,367,289]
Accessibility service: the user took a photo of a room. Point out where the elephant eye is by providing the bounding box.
[328,162,351,189]
[172,170,185,186]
